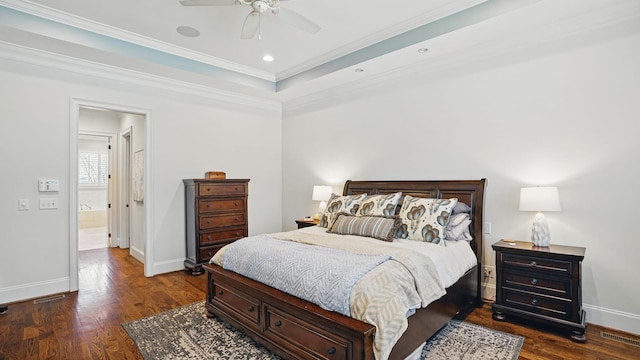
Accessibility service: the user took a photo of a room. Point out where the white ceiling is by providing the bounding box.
[0,0,638,106]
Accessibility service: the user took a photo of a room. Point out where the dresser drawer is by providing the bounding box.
[265,305,350,360]
[200,213,246,229]
[198,183,247,196]
[503,270,572,299]
[211,282,260,325]
[502,253,573,277]
[503,288,572,320]
[200,228,247,246]
[198,198,245,213]
[199,244,227,262]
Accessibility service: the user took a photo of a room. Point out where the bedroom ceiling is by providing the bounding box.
[0,0,638,106]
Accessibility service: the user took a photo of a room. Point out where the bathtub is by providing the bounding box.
[79,208,107,229]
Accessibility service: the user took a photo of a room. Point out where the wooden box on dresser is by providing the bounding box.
[492,239,587,342]
[183,178,250,275]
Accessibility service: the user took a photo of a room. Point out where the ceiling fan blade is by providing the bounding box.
[179,0,237,6]
[241,11,260,39]
[276,7,320,34]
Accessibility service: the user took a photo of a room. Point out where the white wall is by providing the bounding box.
[0,57,283,303]
[282,26,640,333]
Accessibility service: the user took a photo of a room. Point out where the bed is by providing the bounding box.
[203,179,486,360]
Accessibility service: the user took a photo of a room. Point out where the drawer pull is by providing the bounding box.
[531,261,537,267]
[235,232,240,236]
[218,290,223,296]
[274,321,282,327]
[207,236,212,240]
[328,347,336,355]
[206,187,211,192]
[531,278,538,285]
[531,299,538,306]
[247,306,255,312]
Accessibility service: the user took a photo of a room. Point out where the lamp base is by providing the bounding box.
[531,212,551,247]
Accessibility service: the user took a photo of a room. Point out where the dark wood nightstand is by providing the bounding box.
[492,239,586,342]
[295,218,319,229]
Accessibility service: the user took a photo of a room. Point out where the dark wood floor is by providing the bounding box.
[0,247,638,359]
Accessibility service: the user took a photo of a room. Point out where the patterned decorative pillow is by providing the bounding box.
[355,192,402,217]
[328,214,401,241]
[396,195,458,245]
[318,193,368,228]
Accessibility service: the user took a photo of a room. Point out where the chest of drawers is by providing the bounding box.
[492,239,586,342]
[184,179,249,275]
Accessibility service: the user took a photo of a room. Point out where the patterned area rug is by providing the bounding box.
[122,301,523,360]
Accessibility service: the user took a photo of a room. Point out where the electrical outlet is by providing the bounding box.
[483,266,494,279]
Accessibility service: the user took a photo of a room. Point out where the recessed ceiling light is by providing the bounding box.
[417,47,429,53]
[354,68,364,73]
[262,54,274,62]
[177,26,200,38]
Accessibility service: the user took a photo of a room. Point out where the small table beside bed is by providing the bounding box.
[203,179,487,360]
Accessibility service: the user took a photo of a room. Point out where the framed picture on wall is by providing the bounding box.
[133,149,144,202]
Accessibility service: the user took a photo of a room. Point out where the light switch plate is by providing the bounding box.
[40,198,58,210]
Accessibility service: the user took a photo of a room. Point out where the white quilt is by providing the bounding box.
[211,226,477,360]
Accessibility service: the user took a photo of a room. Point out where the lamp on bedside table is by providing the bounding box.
[312,185,332,220]
[519,186,561,247]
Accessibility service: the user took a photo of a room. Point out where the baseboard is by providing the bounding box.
[482,283,496,302]
[130,246,145,264]
[0,277,69,304]
[153,258,186,276]
[584,303,640,336]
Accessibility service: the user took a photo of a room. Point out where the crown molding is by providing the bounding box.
[282,0,640,116]
[0,0,275,82]
[275,0,487,81]
[0,40,282,114]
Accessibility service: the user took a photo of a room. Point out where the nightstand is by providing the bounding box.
[492,239,586,342]
[295,218,319,229]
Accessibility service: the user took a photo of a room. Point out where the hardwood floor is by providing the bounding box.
[1,247,638,359]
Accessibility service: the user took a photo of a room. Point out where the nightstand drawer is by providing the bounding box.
[503,289,572,319]
[503,271,572,299]
[502,253,573,277]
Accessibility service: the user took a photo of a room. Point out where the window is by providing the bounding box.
[79,152,108,184]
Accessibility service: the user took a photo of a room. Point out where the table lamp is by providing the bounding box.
[519,186,561,247]
[312,185,332,220]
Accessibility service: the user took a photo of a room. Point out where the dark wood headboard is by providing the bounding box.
[342,179,487,274]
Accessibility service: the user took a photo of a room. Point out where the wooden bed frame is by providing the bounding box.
[203,179,487,360]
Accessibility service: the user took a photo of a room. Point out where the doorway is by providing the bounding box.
[77,133,111,251]
[69,98,151,292]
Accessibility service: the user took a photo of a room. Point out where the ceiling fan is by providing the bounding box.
[179,0,321,40]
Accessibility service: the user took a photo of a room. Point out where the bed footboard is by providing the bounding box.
[204,263,377,360]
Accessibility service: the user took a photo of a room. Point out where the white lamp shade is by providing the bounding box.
[519,187,561,212]
[312,185,332,201]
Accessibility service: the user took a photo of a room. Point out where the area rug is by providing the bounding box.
[123,301,523,360]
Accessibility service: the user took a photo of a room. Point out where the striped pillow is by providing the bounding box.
[328,214,401,242]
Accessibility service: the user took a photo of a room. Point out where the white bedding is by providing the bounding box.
[298,226,477,288]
